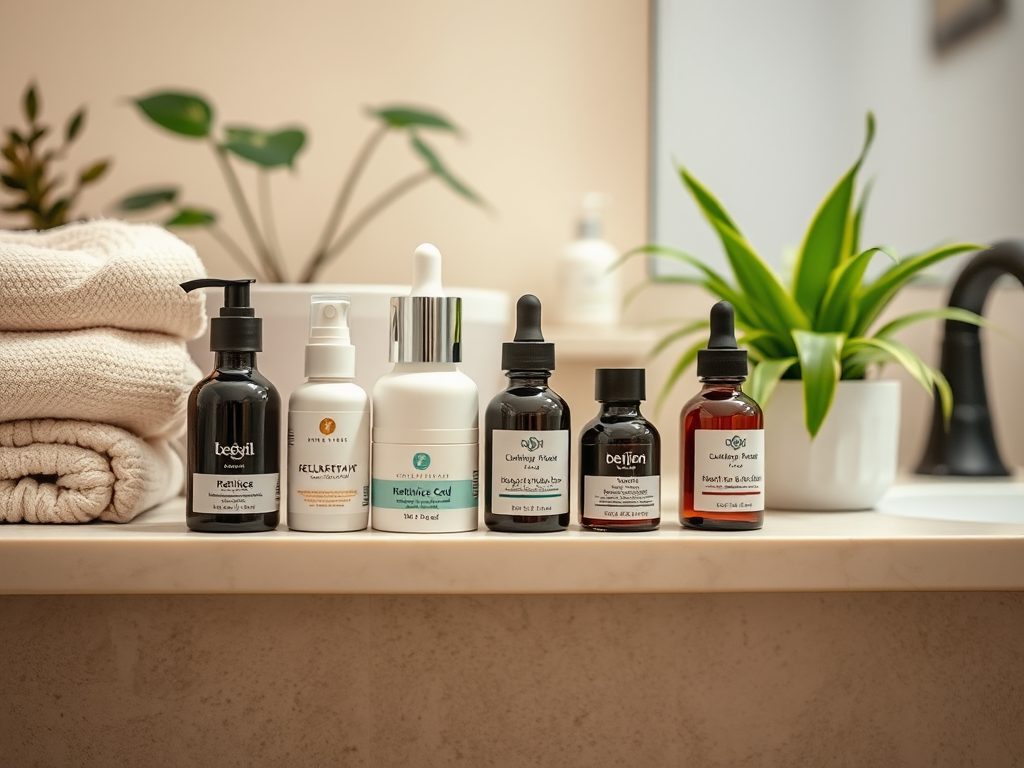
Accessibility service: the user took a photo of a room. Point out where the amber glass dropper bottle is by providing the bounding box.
[680,301,764,531]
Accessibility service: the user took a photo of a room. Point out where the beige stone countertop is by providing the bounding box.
[2,479,1024,595]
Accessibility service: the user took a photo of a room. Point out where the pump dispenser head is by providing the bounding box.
[502,294,556,371]
[390,243,461,363]
[304,294,355,378]
[697,300,748,379]
[180,278,261,352]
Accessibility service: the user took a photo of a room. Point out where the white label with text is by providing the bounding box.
[490,429,569,516]
[192,473,280,514]
[693,429,764,512]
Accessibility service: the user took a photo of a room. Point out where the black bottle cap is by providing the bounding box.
[595,368,645,402]
[181,278,262,352]
[697,301,747,379]
[501,294,555,370]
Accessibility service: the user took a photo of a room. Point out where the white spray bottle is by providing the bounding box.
[287,295,370,532]
[371,244,480,533]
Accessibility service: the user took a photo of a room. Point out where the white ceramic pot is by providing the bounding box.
[764,380,900,511]
[187,283,510,411]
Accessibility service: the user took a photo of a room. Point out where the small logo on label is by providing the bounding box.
[413,453,431,470]
[725,435,746,450]
[521,436,544,452]
[319,418,336,435]
[215,442,255,459]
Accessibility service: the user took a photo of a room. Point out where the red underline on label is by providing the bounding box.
[702,492,761,496]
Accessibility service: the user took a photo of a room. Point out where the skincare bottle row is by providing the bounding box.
[180,253,762,534]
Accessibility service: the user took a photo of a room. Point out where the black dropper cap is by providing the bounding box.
[501,294,555,371]
[697,301,747,379]
[595,368,645,402]
[180,278,261,352]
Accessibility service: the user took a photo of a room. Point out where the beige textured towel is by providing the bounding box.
[0,420,183,523]
[0,328,201,440]
[0,219,207,339]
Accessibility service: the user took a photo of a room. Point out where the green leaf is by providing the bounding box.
[747,356,798,408]
[792,329,846,437]
[678,165,809,340]
[708,218,809,340]
[66,109,85,143]
[677,164,741,232]
[853,242,985,336]
[222,126,306,168]
[816,245,898,332]
[370,106,458,133]
[0,174,26,190]
[655,336,706,414]
[117,186,179,211]
[649,319,709,359]
[843,337,952,425]
[873,307,993,340]
[133,92,213,138]
[791,112,875,320]
[23,84,38,123]
[165,207,216,227]
[850,177,875,258]
[78,159,110,185]
[410,135,483,204]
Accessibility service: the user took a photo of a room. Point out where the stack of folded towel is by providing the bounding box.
[0,219,207,523]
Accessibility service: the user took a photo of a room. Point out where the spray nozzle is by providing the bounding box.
[180,277,261,352]
[411,243,444,297]
[502,294,555,371]
[308,295,351,343]
[304,294,355,378]
[697,300,747,379]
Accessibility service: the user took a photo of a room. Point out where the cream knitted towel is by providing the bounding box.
[0,419,183,523]
[0,328,201,440]
[0,219,206,339]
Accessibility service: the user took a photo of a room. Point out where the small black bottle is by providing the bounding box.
[484,294,571,533]
[580,369,661,531]
[181,278,280,533]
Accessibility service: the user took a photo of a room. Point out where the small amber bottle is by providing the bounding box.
[681,301,764,531]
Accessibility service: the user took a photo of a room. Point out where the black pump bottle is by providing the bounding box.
[181,278,280,533]
[484,294,571,533]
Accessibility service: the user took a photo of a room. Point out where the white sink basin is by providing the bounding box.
[877,481,1024,524]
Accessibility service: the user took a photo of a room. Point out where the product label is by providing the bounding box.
[693,429,764,512]
[192,473,280,514]
[490,429,570,516]
[288,411,369,517]
[372,443,479,532]
[583,444,660,520]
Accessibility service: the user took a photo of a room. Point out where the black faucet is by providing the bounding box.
[917,240,1024,476]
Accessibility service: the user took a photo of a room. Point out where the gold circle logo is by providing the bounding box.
[319,418,336,435]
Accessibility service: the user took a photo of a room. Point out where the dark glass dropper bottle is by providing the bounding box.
[580,368,661,531]
[484,294,571,533]
[680,301,764,531]
[180,278,281,533]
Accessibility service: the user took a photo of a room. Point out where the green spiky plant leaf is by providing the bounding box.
[624,113,987,437]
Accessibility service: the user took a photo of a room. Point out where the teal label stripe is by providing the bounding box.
[372,479,477,510]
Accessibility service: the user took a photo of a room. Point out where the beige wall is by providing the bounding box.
[0,0,649,299]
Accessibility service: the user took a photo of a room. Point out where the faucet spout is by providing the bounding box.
[917,240,1024,476]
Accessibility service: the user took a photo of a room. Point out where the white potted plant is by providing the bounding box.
[630,114,986,510]
[116,90,507,398]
